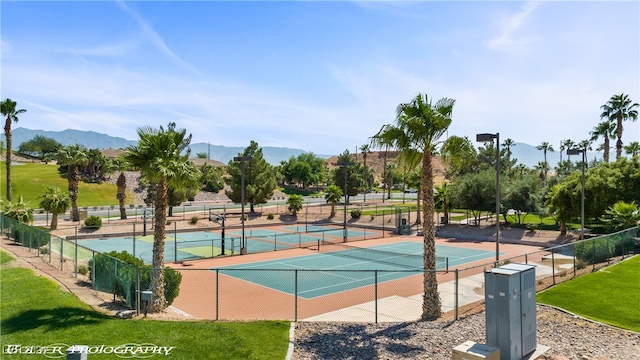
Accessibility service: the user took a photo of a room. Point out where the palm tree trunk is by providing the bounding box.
[4,118,11,201]
[117,172,127,220]
[330,203,336,217]
[421,152,441,320]
[69,166,80,222]
[51,213,58,230]
[148,177,168,313]
[616,115,623,160]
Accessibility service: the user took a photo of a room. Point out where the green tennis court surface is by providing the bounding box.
[217,242,498,299]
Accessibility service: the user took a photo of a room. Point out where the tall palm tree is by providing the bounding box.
[39,186,70,230]
[535,142,554,180]
[624,141,640,158]
[1,99,27,201]
[370,135,395,202]
[373,93,455,320]
[123,123,199,313]
[589,120,616,163]
[577,139,593,164]
[600,93,639,160]
[360,144,372,200]
[502,138,516,173]
[57,145,88,221]
[562,139,575,161]
[324,184,342,217]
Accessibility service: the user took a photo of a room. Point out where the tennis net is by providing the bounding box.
[317,240,448,272]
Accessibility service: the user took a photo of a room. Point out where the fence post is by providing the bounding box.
[374,270,378,324]
[74,227,78,277]
[295,270,298,322]
[174,222,177,263]
[455,269,459,321]
[60,233,64,271]
[215,269,219,321]
[592,238,596,272]
[133,223,136,258]
[136,266,140,316]
[573,244,576,278]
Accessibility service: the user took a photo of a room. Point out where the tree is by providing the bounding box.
[373,92,455,320]
[535,142,554,180]
[18,135,63,160]
[123,123,199,313]
[57,145,88,222]
[116,171,128,220]
[324,184,342,218]
[287,194,304,217]
[502,174,541,225]
[590,120,615,163]
[39,186,70,230]
[2,195,34,224]
[600,93,639,160]
[1,99,26,201]
[561,139,575,162]
[406,166,422,224]
[440,135,478,179]
[225,141,278,213]
[360,144,372,195]
[604,201,640,231]
[196,152,208,158]
[434,182,450,225]
[199,163,225,193]
[450,170,497,226]
[624,141,640,158]
[502,138,516,173]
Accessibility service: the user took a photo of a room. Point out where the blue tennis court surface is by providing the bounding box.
[218,242,497,299]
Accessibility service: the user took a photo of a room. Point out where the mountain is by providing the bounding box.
[9,127,326,165]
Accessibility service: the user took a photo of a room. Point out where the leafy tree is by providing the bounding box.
[600,93,639,160]
[199,163,225,193]
[502,174,541,224]
[545,181,580,236]
[331,150,365,201]
[18,135,62,160]
[3,195,34,224]
[225,141,278,213]
[57,144,88,222]
[286,194,304,216]
[123,122,200,313]
[39,186,70,230]
[440,135,478,179]
[369,135,396,201]
[196,152,208,158]
[590,120,616,163]
[167,185,198,216]
[324,184,342,217]
[1,98,26,201]
[450,170,497,226]
[372,93,455,320]
[535,142,554,180]
[604,201,640,231]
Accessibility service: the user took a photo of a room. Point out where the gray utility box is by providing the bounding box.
[484,263,536,360]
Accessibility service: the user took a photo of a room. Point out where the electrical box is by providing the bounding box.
[141,291,152,301]
[66,345,88,360]
[485,263,536,360]
[452,341,500,360]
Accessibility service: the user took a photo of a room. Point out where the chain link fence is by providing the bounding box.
[2,215,637,322]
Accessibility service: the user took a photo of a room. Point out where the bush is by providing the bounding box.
[39,246,49,255]
[526,223,538,232]
[88,250,182,308]
[350,209,362,219]
[190,216,199,225]
[166,219,172,225]
[84,215,102,229]
[575,259,588,270]
[77,264,89,276]
[267,213,274,220]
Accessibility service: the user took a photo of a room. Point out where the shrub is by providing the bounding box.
[77,264,89,276]
[166,219,172,225]
[526,223,538,232]
[39,246,49,255]
[267,213,274,220]
[190,216,199,225]
[575,259,588,270]
[84,215,102,229]
[350,209,362,219]
[88,250,182,308]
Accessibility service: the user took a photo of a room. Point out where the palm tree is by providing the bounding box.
[624,141,640,158]
[57,145,88,222]
[324,184,342,217]
[589,120,615,163]
[433,183,450,225]
[287,194,304,217]
[360,144,372,200]
[600,93,639,160]
[1,99,27,201]
[535,142,554,180]
[605,201,640,231]
[2,195,34,224]
[39,186,70,230]
[577,139,593,165]
[123,123,199,313]
[373,92,455,320]
[502,138,516,173]
[562,139,575,161]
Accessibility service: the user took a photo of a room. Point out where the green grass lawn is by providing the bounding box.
[1,162,134,207]
[537,255,640,332]
[0,250,290,359]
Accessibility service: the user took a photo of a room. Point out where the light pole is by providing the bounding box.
[567,148,585,241]
[338,161,354,242]
[234,156,252,254]
[476,132,500,262]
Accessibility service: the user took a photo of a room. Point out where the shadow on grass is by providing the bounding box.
[1,307,109,334]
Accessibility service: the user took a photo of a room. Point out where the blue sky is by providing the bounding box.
[1,1,639,156]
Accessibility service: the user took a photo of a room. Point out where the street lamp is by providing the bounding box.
[476,132,500,262]
[338,161,354,242]
[234,156,252,254]
[567,148,585,241]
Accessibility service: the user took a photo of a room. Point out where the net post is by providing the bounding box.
[294,270,298,322]
[215,269,219,320]
[454,269,459,320]
[374,270,378,324]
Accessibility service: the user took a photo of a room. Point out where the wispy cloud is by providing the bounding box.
[116,1,201,75]
[485,1,542,52]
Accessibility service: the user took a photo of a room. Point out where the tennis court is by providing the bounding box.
[73,224,384,263]
[216,242,496,299]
